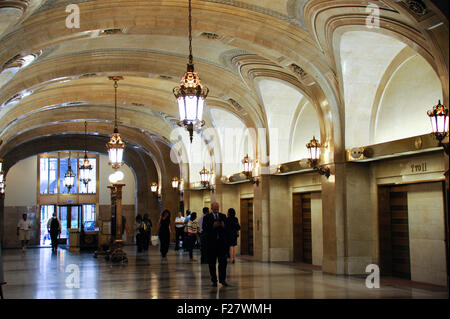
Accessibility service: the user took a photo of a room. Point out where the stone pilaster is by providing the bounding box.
[321,163,346,274]
[253,174,270,262]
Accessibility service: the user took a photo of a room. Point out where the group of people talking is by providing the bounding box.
[136,202,240,287]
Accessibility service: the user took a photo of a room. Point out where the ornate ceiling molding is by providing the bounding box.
[0,0,30,10]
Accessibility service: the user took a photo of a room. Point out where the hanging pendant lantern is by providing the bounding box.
[106,76,126,169]
[64,151,76,192]
[173,0,209,143]
[199,166,210,187]
[79,122,93,186]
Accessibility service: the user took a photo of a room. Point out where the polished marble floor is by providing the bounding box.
[1,246,448,299]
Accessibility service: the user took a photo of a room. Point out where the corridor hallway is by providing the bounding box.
[1,246,447,299]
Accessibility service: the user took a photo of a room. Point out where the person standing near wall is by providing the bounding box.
[47,212,61,253]
[17,214,31,252]
[182,210,191,251]
[135,214,145,253]
[198,207,210,264]
[186,212,200,262]
[156,210,171,261]
[225,208,240,264]
[121,216,130,242]
[174,211,185,251]
[143,213,152,250]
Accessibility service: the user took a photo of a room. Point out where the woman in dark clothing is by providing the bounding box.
[135,214,145,253]
[225,208,241,264]
[157,209,171,260]
[143,213,152,251]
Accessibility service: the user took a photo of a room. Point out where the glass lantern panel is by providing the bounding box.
[185,96,199,122]
[80,158,96,194]
[178,97,186,121]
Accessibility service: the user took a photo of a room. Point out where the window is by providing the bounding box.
[79,158,96,194]
[39,153,98,195]
[39,158,49,194]
[83,205,97,231]
[60,157,78,194]
[39,158,58,194]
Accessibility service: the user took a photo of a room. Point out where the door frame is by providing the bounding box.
[240,198,254,256]
[292,191,320,263]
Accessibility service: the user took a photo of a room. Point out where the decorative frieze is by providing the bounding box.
[290,63,306,78]
[228,98,243,112]
[406,0,427,15]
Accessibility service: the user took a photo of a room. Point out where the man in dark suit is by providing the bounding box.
[202,202,228,287]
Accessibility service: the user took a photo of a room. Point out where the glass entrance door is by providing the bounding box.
[58,206,69,240]
[58,205,81,240]
[40,205,56,246]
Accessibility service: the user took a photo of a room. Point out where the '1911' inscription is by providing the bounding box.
[411,162,427,173]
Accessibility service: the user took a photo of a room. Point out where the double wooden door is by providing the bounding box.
[378,185,411,279]
[240,198,254,256]
[293,193,312,263]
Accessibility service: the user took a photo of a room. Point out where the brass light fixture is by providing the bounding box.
[199,166,215,190]
[151,182,158,193]
[427,100,449,155]
[306,136,330,178]
[173,0,209,143]
[242,154,259,186]
[106,76,126,169]
[79,121,93,187]
[199,166,210,187]
[64,151,76,192]
[171,177,180,190]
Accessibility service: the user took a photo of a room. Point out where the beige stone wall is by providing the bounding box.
[311,192,323,266]
[4,156,37,207]
[3,206,38,248]
[407,183,447,286]
[344,163,378,274]
[269,176,291,261]
[99,155,136,206]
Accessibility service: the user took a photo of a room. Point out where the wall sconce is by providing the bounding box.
[171,177,180,190]
[306,136,331,178]
[242,154,260,186]
[427,100,449,155]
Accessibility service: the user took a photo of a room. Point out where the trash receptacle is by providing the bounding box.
[69,229,80,253]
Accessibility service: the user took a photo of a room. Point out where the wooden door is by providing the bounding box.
[293,193,312,263]
[378,185,411,279]
[240,198,254,256]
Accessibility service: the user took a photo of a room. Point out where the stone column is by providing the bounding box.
[321,163,346,274]
[253,173,270,262]
[321,161,378,275]
[108,182,125,240]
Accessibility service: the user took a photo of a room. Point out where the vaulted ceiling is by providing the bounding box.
[0,0,448,184]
